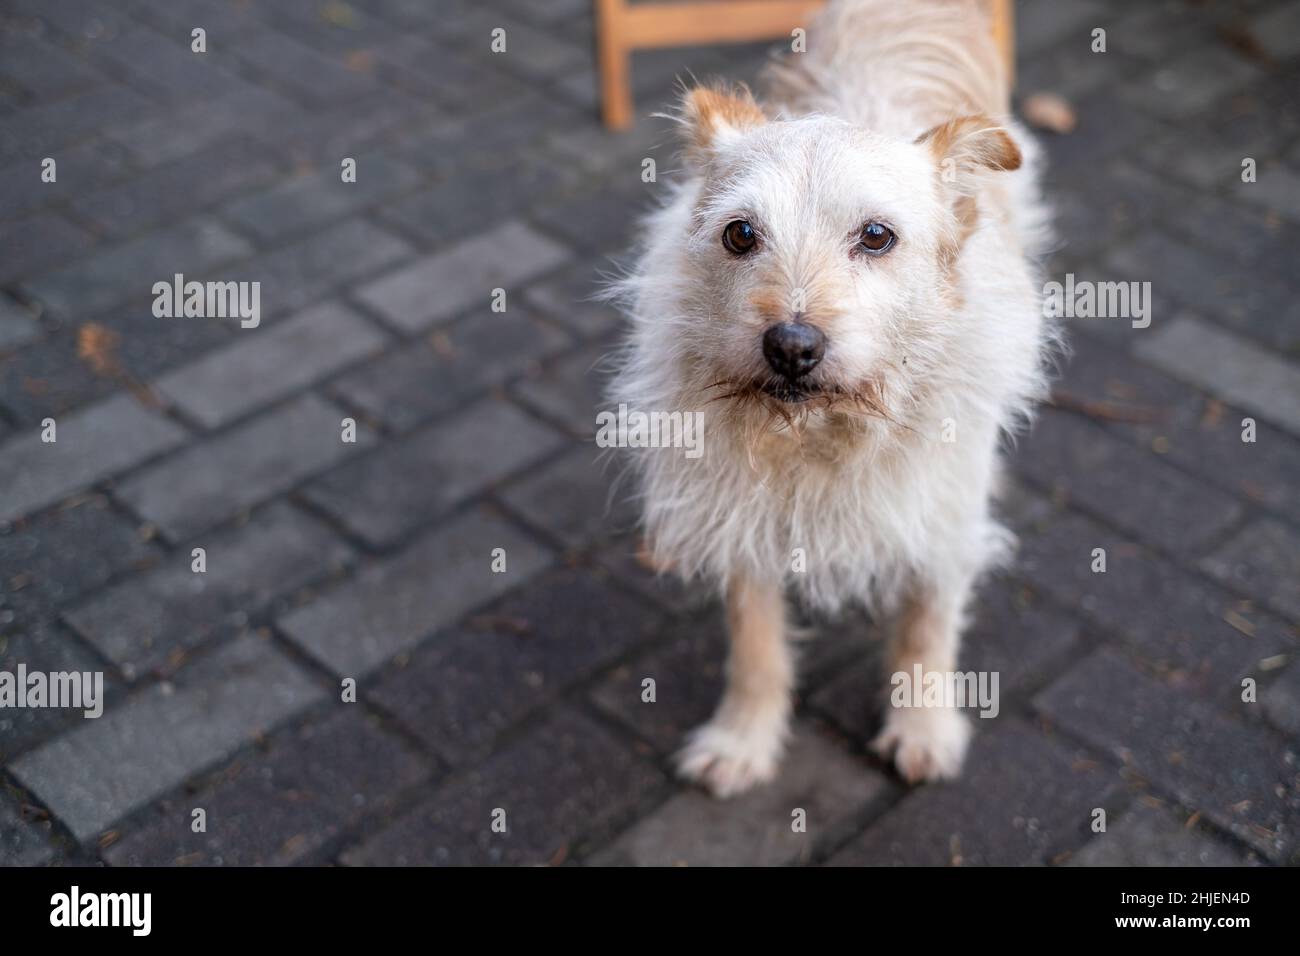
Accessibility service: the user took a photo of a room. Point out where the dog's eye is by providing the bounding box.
[722,220,758,255]
[858,222,895,255]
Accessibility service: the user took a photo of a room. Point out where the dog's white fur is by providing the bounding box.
[608,0,1055,795]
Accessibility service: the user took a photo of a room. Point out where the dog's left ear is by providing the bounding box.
[916,114,1021,188]
[678,85,766,165]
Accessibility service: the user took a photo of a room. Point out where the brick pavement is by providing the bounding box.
[0,0,1297,866]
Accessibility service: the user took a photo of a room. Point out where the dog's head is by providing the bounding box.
[665,85,1021,431]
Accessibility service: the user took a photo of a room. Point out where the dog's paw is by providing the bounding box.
[872,707,971,784]
[674,716,785,799]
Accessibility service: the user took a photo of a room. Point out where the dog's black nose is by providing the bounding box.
[762,321,826,380]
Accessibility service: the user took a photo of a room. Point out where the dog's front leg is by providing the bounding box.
[675,575,792,798]
[872,583,974,784]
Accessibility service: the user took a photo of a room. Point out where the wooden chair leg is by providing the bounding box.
[596,0,634,130]
[595,0,1016,130]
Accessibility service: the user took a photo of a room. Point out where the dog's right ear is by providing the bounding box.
[916,114,1021,189]
[676,85,766,165]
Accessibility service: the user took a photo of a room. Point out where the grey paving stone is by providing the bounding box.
[589,612,725,755]
[1015,407,1244,553]
[531,181,657,254]
[354,221,570,333]
[510,341,612,437]
[6,0,133,41]
[104,88,299,167]
[155,301,387,428]
[521,260,622,341]
[592,726,891,866]
[0,494,159,622]
[0,790,55,866]
[500,0,590,27]
[1101,236,1300,354]
[595,534,713,618]
[1249,1,1300,59]
[9,634,324,844]
[1140,130,1282,195]
[328,310,570,432]
[1105,1,1211,62]
[809,576,1080,747]
[224,218,413,322]
[83,21,256,105]
[341,708,663,865]
[1054,332,1300,525]
[379,159,568,247]
[484,18,590,83]
[0,211,96,285]
[1016,32,1121,102]
[1201,519,1300,623]
[370,566,664,765]
[1038,92,1177,183]
[118,0,268,37]
[498,443,639,549]
[536,117,674,198]
[228,28,378,106]
[0,303,240,428]
[0,617,124,764]
[278,507,552,677]
[0,393,187,525]
[1067,801,1251,866]
[0,84,151,164]
[74,137,282,237]
[1102,240,1294,353]
[387,93,568,176]
[1238,164,1300,224]
[1035,649,1300,861]
[1014,0,1111,58]
[20,218,252,317]
[266,87,442,168]
[103,709,431,866]
[829,720,1115,866]
[221,153,422,243]
[1120,45,1261,120]
[1262,662,1300,739]
[0,137,132,220]
[306,398,565,547]
[251,0,409,55]
[64,503,353,677]
[365,0,477,32]
[1133,316,1300,436]
[114,394,371,541]
[0,296,41,350]
[371,37,530,113]
[0,29,106,99]
[1045,163,1198,264]
[1015,508,1295,700]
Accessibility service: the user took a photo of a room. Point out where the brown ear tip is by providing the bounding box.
[681,84,766,154]
[996,130,1023,171]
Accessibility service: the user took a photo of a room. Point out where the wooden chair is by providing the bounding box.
[595,0,1015,129]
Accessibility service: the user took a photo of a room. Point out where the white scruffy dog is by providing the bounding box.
[608,0,1055,796]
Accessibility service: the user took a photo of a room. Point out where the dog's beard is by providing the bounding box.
[701,373,897,434]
